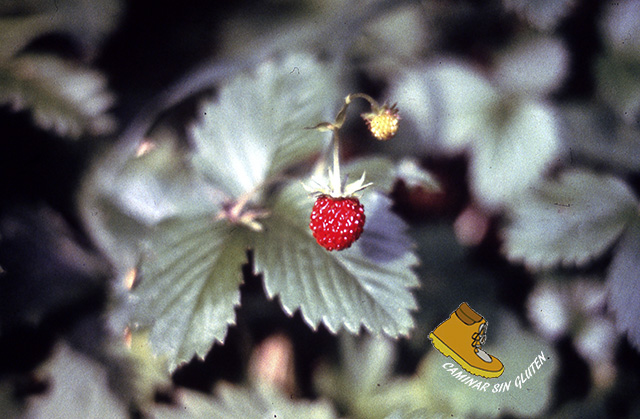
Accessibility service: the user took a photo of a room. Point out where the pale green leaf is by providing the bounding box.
[526,278,571,341]
[385,63,497,157]
[0,54,116,138]
[314,334,398,419]
[153,383,337,419]
[338,156,396,193]
[356,4,431,68]
[391,62,562,209]
[387,68,438,151]
[112,331,171,409]
[426,61,499,151]
[106,138,219,225]
[503,0,577,31]
[385,408,432,419]
[55,0,122,56]
[24,343,129,418]
[601,0,640,57]
[0,15,58,61]
[133,217,248,371]
[494,35,569,96]
[340,334,396,393]
[0,0,121,58]
[79,135,218,275]
[527,277,615,366]
[395,158,440,191]
[596,55,640,124]
[502,170,638,269]
[560,103,640,172]
[472,99,560,208]
[607,219,640,351]
[253,182,419,337]
[599,2,640,122]
[190,53,341,198]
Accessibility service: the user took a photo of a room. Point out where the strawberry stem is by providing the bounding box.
[346,93,381,113]
[331,131,342,196]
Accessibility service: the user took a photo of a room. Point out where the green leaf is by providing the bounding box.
[502,0,577,31]
[0,0,122,58]
[343,156,397,193]
[314,334,398,418]
[0,54,116,138]
[252,182,419,337]
[354,3,430,67]
[101,330,171,411]
[472,99,560,208]
[152,383,337,419]
[525,278,572,341]
[596,55,640,124]
[597,0,640,123]
[0,15,58,61]
[502,170,638,269]
[395,158,440,191]
[54,0,123,56]
[132,216,248,371]
[493,34,569,96]
[560,103,640,172]
[340,334,396,393]
[607,219,640,351]
[601,0,640,57]
[425,61,499,152]
[190,52,341,198]
[428,63,562,208]
[385,408,431,419]
[79,135,217,275]
[107,138,219,225]
[391,62,562,209]
[24,343,129,418]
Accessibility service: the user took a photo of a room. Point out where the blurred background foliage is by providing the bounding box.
[1,0,640,417]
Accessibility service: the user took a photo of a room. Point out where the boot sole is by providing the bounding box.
[429,332,504,379]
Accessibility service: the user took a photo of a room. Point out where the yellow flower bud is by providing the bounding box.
[363,104,399,141]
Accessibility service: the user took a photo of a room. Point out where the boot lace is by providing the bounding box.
[471,322,487,351]
[472,323,494,363]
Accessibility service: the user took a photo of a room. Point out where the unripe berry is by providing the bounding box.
[363,106,400,141]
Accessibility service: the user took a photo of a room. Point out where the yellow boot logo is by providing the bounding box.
[429,302,504,378]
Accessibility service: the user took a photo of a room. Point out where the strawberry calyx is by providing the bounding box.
[302,171,372,199]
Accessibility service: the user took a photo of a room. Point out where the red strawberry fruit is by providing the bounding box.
[310,195,365,251]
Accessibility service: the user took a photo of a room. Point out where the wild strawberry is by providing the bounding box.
[304,92,399,251]
[309,195,365,251]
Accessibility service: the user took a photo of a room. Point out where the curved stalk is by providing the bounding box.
[346,93,380,111]
[331,131,342,196]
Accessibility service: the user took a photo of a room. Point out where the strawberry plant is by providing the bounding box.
[3,1,640,418]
